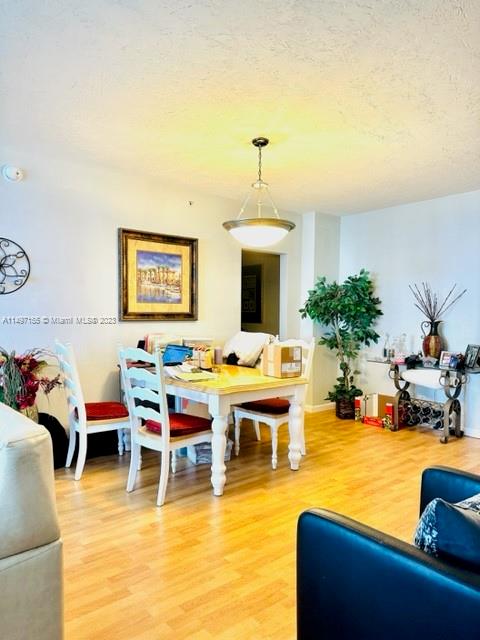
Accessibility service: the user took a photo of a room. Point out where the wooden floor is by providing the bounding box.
[55,412,480,639]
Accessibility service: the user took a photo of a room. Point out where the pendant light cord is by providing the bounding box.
[235,136,281,220]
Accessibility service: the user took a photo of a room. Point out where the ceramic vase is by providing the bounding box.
[421,320,442,359]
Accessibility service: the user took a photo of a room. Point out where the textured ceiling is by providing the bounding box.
[1,0,480,214]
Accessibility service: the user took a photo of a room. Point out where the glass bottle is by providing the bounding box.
[383,334,390,359]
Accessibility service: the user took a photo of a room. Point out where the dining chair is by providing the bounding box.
[55,340,130,480]
[232,338,315,469]
[118,345,213,506]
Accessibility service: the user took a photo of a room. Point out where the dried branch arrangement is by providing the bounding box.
[409,283,467,322]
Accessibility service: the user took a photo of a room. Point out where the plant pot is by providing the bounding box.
[20,405,39,423]
[335,397,355,419]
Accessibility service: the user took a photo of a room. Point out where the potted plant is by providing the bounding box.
[0,348,61,420]
[300,269,382,419]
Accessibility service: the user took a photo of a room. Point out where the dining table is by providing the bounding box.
[164,364,309,496]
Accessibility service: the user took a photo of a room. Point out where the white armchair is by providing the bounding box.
[0,402,63,640]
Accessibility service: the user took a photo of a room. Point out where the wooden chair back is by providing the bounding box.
[118,346,170,442]
[54,340,87,428]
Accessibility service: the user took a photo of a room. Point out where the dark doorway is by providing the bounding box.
[241,250,280,335]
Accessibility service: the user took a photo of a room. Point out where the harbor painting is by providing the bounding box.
[136,250,182,304]
[119,229,198,321]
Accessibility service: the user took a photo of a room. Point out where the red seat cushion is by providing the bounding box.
[241,397,290,415]
[85,402,129,421]
[145,413,212,437]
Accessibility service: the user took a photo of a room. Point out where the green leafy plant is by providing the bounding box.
[300,269,382,402]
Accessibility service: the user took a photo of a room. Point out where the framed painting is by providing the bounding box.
[241,264,262,324]
[119,228,197,321]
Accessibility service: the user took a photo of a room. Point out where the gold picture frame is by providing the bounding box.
[119,228,198,321]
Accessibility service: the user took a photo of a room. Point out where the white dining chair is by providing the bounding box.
[118,345,213,507]
[232,338,315,469]
[55,340,130,480]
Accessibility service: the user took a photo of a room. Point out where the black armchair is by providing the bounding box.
[297,466,480,640]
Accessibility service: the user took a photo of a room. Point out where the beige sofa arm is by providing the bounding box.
[0,402,63,639]
[0,403,60,560]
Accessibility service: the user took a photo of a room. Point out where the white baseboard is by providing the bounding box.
[305,402,335,413]
[464,426,480,439]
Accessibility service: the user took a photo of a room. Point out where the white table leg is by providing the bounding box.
[288,398,302,470]
[210,413,228,496]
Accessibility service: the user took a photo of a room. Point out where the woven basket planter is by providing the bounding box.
[335,398,355,420]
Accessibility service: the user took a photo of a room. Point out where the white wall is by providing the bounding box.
[0,149,303,420]
[300,211,340,409]
[339,189,480,436]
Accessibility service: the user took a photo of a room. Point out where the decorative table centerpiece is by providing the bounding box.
[409,283,466,359]
[0,348,61,420]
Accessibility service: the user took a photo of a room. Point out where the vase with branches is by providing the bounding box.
[409,283,466,359]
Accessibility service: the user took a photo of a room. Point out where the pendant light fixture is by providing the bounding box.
[223,137,295,247]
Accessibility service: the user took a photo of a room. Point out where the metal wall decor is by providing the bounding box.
[0,237,30,294]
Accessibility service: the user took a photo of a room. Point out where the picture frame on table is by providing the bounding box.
[119,228,198,321]
[464,344,480,369]
[439,351,455,369]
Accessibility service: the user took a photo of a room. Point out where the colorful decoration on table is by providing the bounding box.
[438,351,463,370]
[0,237,30,295]
[190,345,214,371]
[0,348,61,418]
[422,356,438,368]
[409,283,467,359]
